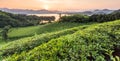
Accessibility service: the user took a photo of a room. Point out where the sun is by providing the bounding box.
[43,5,49,10]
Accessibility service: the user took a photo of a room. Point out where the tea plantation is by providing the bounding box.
[0,20,120,61]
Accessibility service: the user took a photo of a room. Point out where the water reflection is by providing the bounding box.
[29,14,69,21]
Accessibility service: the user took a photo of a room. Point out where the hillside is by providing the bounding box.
[0,22,85,46]
[0,10,120,61]
[0,10,55,28]
[0,20,119,61]
[8,22,85,39]
[0,22,93,55]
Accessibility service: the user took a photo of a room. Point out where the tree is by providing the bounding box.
[1,25,11,40]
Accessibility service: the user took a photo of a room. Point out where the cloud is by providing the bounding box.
[37,0,59,3]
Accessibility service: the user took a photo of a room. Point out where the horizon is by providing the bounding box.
[0,7,118,12]
[0,0,120,11]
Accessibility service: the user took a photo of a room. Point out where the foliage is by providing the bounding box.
[8,22,83,39]
[4,20,120,61]
[1,25,11,40]
[60,14,89,23]
[0,10,55,28]
[60,10,120,23]
[0,22,84,47]
[0,10,120,61]
[0,23,91,57]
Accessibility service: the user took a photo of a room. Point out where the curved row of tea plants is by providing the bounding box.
[0,24,91,57]
[8,22,83,39]
[6,20,120,61]
[0,22,88,47]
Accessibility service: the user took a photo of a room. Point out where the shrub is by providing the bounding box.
[5,20,120,61]
[0,24,90,57]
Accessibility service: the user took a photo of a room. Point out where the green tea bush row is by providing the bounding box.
[6,20,120,61]
[8,22,82,39]
[0,24,90,57]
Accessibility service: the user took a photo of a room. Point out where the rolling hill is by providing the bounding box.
[0,20,120,61]
[0,22,85,46]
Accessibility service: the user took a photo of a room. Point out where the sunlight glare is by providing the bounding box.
[37,0,49,3]
[43,5,49,10]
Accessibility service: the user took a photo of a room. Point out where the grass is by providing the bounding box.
[0,22,84,46]
[0,23,94,57]
[4,20,120,61]
[0,38,6,46]
[1,20,120,61]
[8,22,83,39]
[0,29,5,46]
[0,28,1,31]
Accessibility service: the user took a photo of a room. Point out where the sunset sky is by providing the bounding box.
[0,0,120,11]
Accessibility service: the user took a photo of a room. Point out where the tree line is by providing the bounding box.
[60,9,120,23]
[0,10,55,28]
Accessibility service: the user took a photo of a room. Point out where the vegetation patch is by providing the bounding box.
[0,23,92,57]
[5,20,120,61]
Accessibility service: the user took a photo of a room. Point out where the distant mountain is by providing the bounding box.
[0,8,61,14]
[0,8,116,15]
[112,9,120,14]
[79,9,114,15]
[93,9,114,14]
[63,9,115,15]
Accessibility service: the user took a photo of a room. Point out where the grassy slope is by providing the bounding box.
[0,23,94,57]
[8,22,83,39]
[5,20,120,61]
[0,29,5,46]
[0,22,83,46]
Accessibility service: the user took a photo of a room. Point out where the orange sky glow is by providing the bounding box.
[0,0,120,11]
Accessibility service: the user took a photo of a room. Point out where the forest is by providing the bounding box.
[0,10,55,27]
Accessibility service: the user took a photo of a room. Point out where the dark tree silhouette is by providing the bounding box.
[0,10,55,28]
[1,25,11,40]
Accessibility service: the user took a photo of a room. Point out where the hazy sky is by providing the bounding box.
[0,0,120,10]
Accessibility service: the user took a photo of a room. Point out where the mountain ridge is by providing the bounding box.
[0,8,116,15]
